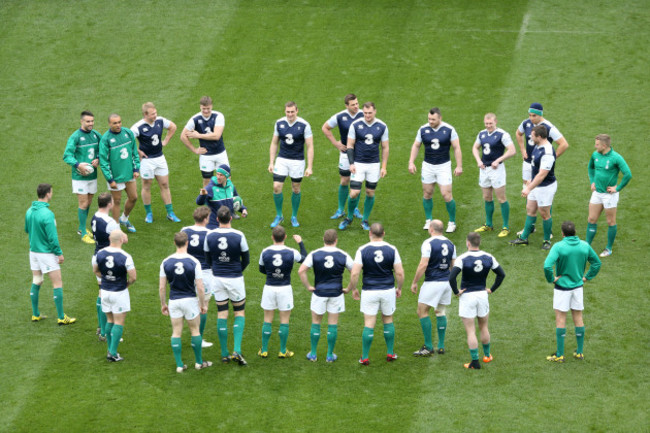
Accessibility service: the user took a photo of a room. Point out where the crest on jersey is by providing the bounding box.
[143,127,148,132]
[481,134,486,139]
[110,138,116,143]
[280,124,285,129]
[425,129,430,134]
[342,116,348,121]
[358,124,363,129]
[526,122,531,128]
[198,119,203,124]
[298,126,301,131]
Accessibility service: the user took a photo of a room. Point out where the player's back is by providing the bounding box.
[309,246,353,297]
[204,228,248,277]
[455,250,498,293]
[260,245,301,286]
[356,241,399,290]
[161,253,201,299]
[96,247,133,292]
[182,225,210,269]
[423,236,456,282]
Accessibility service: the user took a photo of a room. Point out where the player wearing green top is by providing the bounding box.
[99,114,140,233]
[63,111,102,244]
[543,221,601,362]
[586,134,632,257]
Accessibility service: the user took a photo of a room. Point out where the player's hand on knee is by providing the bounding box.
[242,209,248,218]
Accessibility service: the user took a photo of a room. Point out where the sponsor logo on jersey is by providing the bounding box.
[280,124,285,129]
[110,138,116,143]
[80,137,85,141]
[342,116,348,121]
[481,134,486,139]
[143,127,148,132]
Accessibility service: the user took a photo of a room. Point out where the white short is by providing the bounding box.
[351,162,380,184]
[522,161,532,182]
[260,284,294,311]
[210,275,246,303]
[421,161,452,185]
[553,287,584,312]
[202,270,214,299]
[418,281,452,308]
[458,290,489,318]
[338,153,350,172]
[72,179,98,195]
[106,179,134,192]
[169,297,200,320]
[528,181,557,207]
[199,151,229,173]
[273,157,305,179]
[101,288,131,313]
[478,164,506,189]
[140,155,169,179]
[360,288,396,316]
[590,191,619,209]
[311,293,345,315]
[29,252,60,274]
[91,255,101,284]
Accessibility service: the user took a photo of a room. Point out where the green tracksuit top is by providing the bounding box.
[587,148,632,193]
[63,128,102,181]
[544,236,601,290]
[25,201,63,255]
[99,127,140,183]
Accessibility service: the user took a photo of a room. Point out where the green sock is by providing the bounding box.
[191,335,203,364]
[261,322,272,353]
[482,342,491,357]
[233,316,245,354]
[423,197,433,220]
[171,337,183,368]
[326,325,338,358]
[199,313,207,336]
[53,288,64,320]
[445,199,456,223]
[362,327,374,359]
[543,218,553,241]
[419,317,433,351]
[278,323,289,353]
[273,193,283,217]
[586,222,598,245]
[144,204,152,214]
[30,284,41,316]
[575,326,585,354]
[347,196,360,220]
[338,185,349,212]
[556,327,566,357]
[485,200,494,227]
[105,322,114,352]
[164,203,173,214]
[383,323,395,355]
[606,225,617,250]
[436,315,447,350]
[501,201,510,229]
[78,207,89,234]
[109,324,123,356]
[217,318,229,357]
[99,308,107,336]
[470,348,479,361]
[309,324,320,356]
[521,215,537,239]
[362,196,375,221]
[291,192,301,218]
[96,296,102,328]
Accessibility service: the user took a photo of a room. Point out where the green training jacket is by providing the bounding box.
[543,236,601,290]
[25,201,62,255]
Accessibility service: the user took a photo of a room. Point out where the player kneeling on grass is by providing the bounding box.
[449,232,505,369]
[160,232,212,372]
[196,164,247,229]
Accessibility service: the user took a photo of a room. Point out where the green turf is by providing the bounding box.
[0,1,648,432]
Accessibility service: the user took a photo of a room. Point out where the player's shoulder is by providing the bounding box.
[374,118,387,128]
[211,110,224,118]
[295,116,310,126]
[495,127,510,136]
[439,121,455,131]
[131,119,146,130]
[540,119,556,129]
[182,225,208,233]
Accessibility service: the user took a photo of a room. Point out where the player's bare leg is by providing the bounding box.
[462,317,481,368]
[422,183,434,229]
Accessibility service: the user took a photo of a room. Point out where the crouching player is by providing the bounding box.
[196,164,248,229]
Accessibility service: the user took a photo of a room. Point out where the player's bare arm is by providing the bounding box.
[161,121,177,147]
[408,140,421,174]
[180,128,207,155]
[522,168,549,197]
[452,138,462,176]
[268,135,279,173]
[346,137,356,174]
[555,137,569,158]
[322,122,345,152]
[472,141,485,169]
[380,140,389,178]
[304,136,314,177]
[515,129,527,160]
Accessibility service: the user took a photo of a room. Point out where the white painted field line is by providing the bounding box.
[516,11,531,51]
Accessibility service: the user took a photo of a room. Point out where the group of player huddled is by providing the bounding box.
[24,95,631,370]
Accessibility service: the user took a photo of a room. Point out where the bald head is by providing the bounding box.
[109,229,126,246]
[429,219,444,235]
[369,223,385,240]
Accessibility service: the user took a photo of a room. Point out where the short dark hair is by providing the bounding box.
[429,107,441,116]
[193,206,210,223]
[174,231,188,248]
[363,102,376,110]
[81,110,94,118]
[323,229,337,245]
[97,192,112,208]
[370,222,384,238]
[199,96,212,106]
[595,134,611,146]
[272,226,286,243]
[561,221,576,237]
[285,101,297,109]
[467,232,481,247]
[532,125,548,139]
[217,206,231,224]
[344,94,357,105]
[108,113,120,122]
[37,183,52,199]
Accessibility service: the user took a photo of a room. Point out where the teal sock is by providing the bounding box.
[419,317,433,351]
[586,222,598,245]
[53,288,64,320]
[105,322,114,352]
[543,218,553,241]
[362,327,374,359]
[144,204,152,214]
[278,323,289,353]
[445,199,456,223]
[485,200,494,227]
[99,308,107,336]
[606,225,617,250]
[423,197,433,220]
[575,326,585,354]
[199,313,207,336]
[171,337,183,368]
[436,315,447,350]
[326,325,338,358]
[362,195,375,221]
[501,201,510,229]
[521,215,537,239]
[347,196,360,220]
[164,203,173,213]
[273,193,283,217]
[233,316,245,354]
[217,318,229,357]
[30,284,41,317]
[309,324,320,356]
[482,342,491,357]
[470,348,479,361]
[191,335,203,364]
[338,185,349,211]
[78,207,89,234]
[261,322,272,353]
[291,192,301,218]
[383,323,395,355]
[556,328,566,357]
[96,296,102,328]
[109,324,123,356]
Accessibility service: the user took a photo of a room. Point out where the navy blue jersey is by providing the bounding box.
[348,119,388,163]
[259,246,303,286]
[185,111,225,155]
[181,225,210,269]
[274,116,312,160]
[304,246,353,297]
[354,241,401,291]
[531,142,557,186]
[517,119,562,163]
[415,122,459,165]
[91,212,120,255]
[131,117,171,158]
[160,253,202,300]
[475,128,513,166]
[453,251,499,293]
[421,236,457,282]
[93,247,134,292]
[327,110,364,153]
[204,228,249,277]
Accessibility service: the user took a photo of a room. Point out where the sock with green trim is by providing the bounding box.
[30,284,41,317]
[109,324,123,356]
[233,316,245,354]
[470,348,479,361]
[575,326,585,354]
[423,197,433,220]
[99,308,107,336]
[261,322,272,353]
[326,325,338,358]
[78,207,89,234]
[606,225,617,251]
[338,185,349,212]
[436,315,447,350]
[105,322,114,352]
[278,323,289,353]
[199,313,207,337]
[543,218,553,241]
[309,323,320,356]
[164,203,173,214]
[556,327,566,357]
[96,296,102,328]
[191,335,203,364]
[485,200,494,227]
[144,204,152,215]
[362,327,374,359]
[53,288,64,320]
[273,193,283,217]
[586,222,598,245]
[521,215,537,240]
[501,201,510,228]
[347,195,360,220]
[419,317,433,351]
[383,323,395,355]
[291,192,301,218]
[482,342,491,357]
[171,337,183,368]
[445,199,457,223]
[217,318,229,357]
[362,195,375,221]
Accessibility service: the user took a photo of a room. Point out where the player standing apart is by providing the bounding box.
[348,223,404,365]
[586,134,632,257]
[408,107,462,232]
[449,232,506,369]
[99,113,140,233]
[268,101,314,228]
[410,220,456,356]
[543,221,601,362]
[63,110,102,244]
[131,102,180,223]
[339,102,389,231]
[257,227,307,358]
[25,183,76,325]
[180,96,229,188]
[322,94,364,220]
[196,164,248,229]
[472,113,516,237]
[160,232,212,372]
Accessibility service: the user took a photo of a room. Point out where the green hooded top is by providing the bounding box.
[544,236,601,290]
[25,201,62,255]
